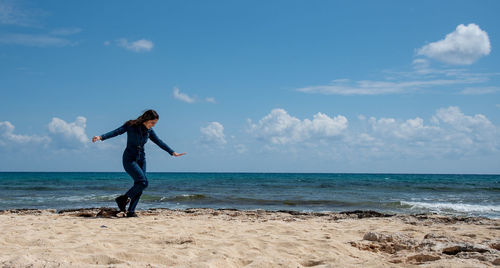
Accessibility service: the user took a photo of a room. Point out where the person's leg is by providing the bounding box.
[126,158,147,213]
[127,190,142,212]
[123,160,148,204]
[116,157,138,212]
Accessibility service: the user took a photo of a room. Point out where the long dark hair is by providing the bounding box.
[125,109,159,126]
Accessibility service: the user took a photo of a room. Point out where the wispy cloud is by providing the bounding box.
[205,97,216,103]
[0,0,47,27]
[173,87,195,103]
[50,27,82,36]
[0,1,81,48]
[116,38,154,52]
[296,77,484,96]
[407,59,474,77]
[417,23,491,65]
[0,33,76,47]
[172,87,216,104]
[459,86,500,95]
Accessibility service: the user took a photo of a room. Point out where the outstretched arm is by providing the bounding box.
[96,123,128,142]
[149,129,185,157]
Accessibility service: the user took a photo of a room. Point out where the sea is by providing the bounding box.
[0,172,499,219]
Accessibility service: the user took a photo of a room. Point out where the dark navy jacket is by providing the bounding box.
[100,123,174,159]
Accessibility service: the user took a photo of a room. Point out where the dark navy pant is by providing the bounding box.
[122,152,148,213]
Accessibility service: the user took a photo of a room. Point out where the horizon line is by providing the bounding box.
[0,171,499,176]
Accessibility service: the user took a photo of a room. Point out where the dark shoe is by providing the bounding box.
[126,211,138,217]
[115,195,130,212]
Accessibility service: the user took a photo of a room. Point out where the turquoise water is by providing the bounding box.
[0,172,499,218]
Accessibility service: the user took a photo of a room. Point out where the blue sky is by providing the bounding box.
[1,0,499,173]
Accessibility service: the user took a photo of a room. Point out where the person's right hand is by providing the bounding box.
[92,136,102,143]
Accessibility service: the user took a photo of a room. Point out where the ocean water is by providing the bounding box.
[0,172,499,218]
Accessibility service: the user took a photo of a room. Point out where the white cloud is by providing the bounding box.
[417,23,491,65]
[459,86,500,95]
[362,106,498,157]
[0,33,75,47]
[245,107,498,160]
[47,116,89,149]
[200,122,227,145]
[0,116,91,151]
[433,106,497,153]
[104,40,110,46]
[117,38,154,52]
[173,87,195,103]
[432,106,495,133]
[368,116,440,142]
[0,121,50,146]
[248,109,348,144]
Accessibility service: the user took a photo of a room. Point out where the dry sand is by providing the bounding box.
[0,207,499,267]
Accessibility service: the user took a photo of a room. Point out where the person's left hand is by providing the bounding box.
[172,152,186,157]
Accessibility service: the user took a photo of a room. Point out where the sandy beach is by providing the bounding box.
[0,208,498,267]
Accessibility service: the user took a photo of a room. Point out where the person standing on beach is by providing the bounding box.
[92,109,185,217]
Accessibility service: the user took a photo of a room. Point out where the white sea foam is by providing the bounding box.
[401,201,500,214]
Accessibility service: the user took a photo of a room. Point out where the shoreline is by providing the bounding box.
[1,207,499,267]
[1,206,497,220]
[1,207,396,217]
